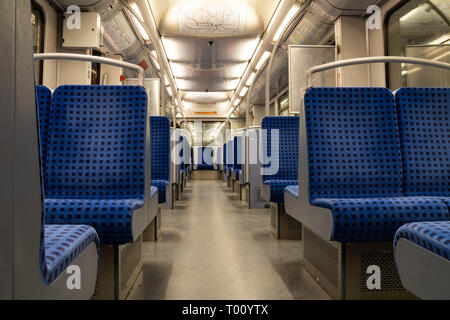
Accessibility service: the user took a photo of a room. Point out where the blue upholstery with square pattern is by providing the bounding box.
[44,85,147,245]
[40,224,99,285]
[223,143,227,171]
[36,86,52,174]
[312,197,448,243]
[197,146,215,170]
[261,117,299,203]
[150,116,170,204]
[36,86,100,286]
[395,88,450,202]
[395,221,450,260]
[305,87,448,243]
[266,180,298,203]
[233,136,242,181]
[285,185,299,198]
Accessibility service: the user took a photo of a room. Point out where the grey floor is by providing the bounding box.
[128,180,330,300]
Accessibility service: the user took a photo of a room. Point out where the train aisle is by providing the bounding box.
[128,180,330,300]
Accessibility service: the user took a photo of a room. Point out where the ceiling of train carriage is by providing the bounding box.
[149,0,280,117]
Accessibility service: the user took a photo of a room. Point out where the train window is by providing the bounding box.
[31,0,45,85]
[278,92,289,116]
[386,0,449,89]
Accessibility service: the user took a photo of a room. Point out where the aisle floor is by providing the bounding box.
[128,180,330,300]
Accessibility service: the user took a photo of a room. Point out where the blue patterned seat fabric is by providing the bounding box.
[44,85,148,245]
[395,88,450,207]
[261,117,299,203]
[285,185,299,198]
[312,197,448,243]
[36,86,52,180]
[197,146,215,170]
[150,116,170,204]
[305,87,448,243]
[395,221,450,261]
[36,86,99,285]
[233,136,242,181]
[41,224,99,285]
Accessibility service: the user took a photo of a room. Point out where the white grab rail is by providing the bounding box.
[306,56,450,88]
[33,53,145,86]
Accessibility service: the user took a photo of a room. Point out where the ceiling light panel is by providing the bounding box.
[169,62,248,79]
[175,78,240,92]
[162,36,260,63]
[183,91,230,104]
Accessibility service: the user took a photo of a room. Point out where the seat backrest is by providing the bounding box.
[36,86,52,169]
[45,85,147,199]
[223,143,227,167]
[261,116,298,182]
[304,87,403,200]
[233,136,242,170]
[179,135,185,168]
[150,116,170,181]
[395,87,450,197]
[226,140,233,168]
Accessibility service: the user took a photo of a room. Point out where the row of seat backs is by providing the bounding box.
[304,87,449,201]
[197,146,214,166]
[261,116,299,182]
[150,116,170,182]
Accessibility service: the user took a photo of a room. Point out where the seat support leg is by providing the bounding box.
[302,227,417,300]
[92,236,143,300]
[270,203,302,240]
[143,205,162,241]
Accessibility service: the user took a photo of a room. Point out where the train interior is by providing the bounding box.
[1,0,449,302]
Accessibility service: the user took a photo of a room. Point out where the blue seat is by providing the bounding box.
[36,86,100,286]
[395,87,450,207]
[395,221,450,261]
[44,85,148,245]
[261,117,299,203]
[197,146,215,170]
[41,224,99,285]
[304,87,448,243]
[150,116,170,204]
[233,136,242,181]
[223,142,227,172]
[36,85,52,179]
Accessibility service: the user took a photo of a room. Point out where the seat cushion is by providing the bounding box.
[441,197,450,209]
[197,164,214,170]
[395,221,450,260]
[285,185,299,198]
[311,197,449,243]
[152,180,168,204]
[264,180,298,203]
[41,224,99,285]
[45,198,144,245]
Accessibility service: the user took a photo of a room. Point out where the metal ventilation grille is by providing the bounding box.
[304,228,339,288]
[92,273,101,297]
[288,215,299,232]
[120,235,142,290]
[360,250,406,293]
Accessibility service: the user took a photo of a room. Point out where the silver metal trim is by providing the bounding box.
[306,56,450,87]
[33,52,145,85]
